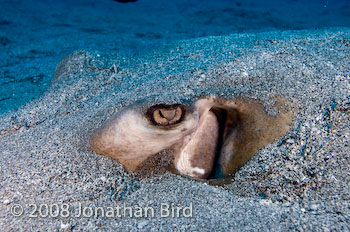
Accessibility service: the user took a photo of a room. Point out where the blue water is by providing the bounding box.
[0,0,349,113]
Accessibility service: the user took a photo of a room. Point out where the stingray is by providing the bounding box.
[90,96,293,180]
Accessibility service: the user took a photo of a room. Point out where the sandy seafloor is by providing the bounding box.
[0,27,349,231]
[1,0,350,231]
[1,0,350,114]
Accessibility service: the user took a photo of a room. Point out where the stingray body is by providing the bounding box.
[90,96,293,179]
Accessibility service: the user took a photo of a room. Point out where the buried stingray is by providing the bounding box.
[90,96,294,180]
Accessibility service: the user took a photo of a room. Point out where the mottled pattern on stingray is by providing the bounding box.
[90,96,294,180]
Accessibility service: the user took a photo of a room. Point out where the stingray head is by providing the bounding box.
[90,96,293,179]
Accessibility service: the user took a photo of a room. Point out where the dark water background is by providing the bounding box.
[0,0,349,113]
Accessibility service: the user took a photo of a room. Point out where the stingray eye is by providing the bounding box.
[148,104,185,126]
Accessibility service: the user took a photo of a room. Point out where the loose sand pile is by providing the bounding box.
[0,28,349,231]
